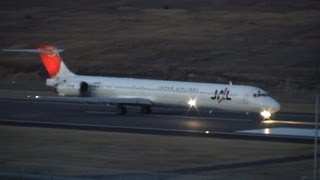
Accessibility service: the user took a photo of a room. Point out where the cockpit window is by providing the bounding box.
[253,91,268,97]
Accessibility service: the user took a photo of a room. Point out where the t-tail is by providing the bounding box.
[3,44,75,87]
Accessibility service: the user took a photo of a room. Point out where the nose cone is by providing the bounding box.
[266,98,281,113]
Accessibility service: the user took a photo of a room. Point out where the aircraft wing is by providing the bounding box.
[32,96,153,106]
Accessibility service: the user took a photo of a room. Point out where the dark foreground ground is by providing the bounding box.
[0,125,314,180]
[0,0,319,102]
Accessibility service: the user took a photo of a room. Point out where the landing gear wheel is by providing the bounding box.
[141,106,151,114]
[117,106,127,115]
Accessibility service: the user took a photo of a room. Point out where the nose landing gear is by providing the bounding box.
[141,106,151,114]
[260,110,272,120]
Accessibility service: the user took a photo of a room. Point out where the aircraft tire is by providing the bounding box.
[141,106,151,114]
[117,106,127,115]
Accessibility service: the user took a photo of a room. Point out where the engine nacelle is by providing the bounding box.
[56,81,89,96]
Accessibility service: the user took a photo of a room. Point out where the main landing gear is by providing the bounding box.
[141,106,152,114]
[117,106,127,115]
[116,106,152,115]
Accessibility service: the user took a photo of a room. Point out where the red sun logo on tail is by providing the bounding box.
[37,45,61,77]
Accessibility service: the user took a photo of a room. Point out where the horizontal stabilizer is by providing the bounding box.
[2,49,64,54]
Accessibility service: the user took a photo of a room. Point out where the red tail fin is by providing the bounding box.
[37,45,62,77]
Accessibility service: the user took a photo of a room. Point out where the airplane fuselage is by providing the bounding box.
[53,75,280,114]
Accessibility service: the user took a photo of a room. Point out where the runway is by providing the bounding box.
[0,98,317,143]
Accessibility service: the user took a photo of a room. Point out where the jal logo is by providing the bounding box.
[211,88,231,103]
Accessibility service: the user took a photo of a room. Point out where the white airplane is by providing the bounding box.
[3,44,280,119]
